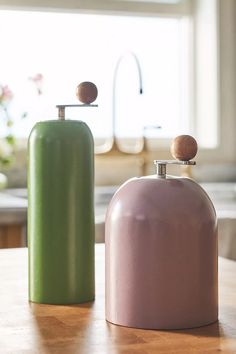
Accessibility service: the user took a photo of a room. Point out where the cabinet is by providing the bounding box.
[0,224,26,248]
[0,189,27,248]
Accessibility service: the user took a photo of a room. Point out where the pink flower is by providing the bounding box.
[29,73,43,95]
[0,85,14,105]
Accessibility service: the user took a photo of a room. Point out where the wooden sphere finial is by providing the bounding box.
[76,82,98,104]
[171,135,198,161]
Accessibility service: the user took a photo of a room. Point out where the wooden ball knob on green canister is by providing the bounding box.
[28,83,97,304]
[76,82,98,104]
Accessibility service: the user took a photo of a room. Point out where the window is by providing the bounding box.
[0,10,190,142]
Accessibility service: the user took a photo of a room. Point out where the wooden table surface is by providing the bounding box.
[0,245,236,354]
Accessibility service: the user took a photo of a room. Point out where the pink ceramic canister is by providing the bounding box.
[105,136,218,329]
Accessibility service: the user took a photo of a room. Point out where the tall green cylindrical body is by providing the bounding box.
[28,120,95,304]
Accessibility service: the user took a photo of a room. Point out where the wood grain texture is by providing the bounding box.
[0,245,236,353]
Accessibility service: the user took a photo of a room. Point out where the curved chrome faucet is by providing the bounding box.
[112,51,143,138]
[95,51,144,154]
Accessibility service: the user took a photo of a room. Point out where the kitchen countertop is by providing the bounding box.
[1,184,236,220]
[0,245,236,353]
[0,188,108,226]
[0,189,27,224]
[0,185,236,249]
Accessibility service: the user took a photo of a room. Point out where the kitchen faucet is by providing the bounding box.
[95,51,160,175]
[112,51,143,142]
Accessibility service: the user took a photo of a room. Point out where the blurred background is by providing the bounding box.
[0,0,235,257]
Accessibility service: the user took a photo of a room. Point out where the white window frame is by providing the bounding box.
[0,0,191,16]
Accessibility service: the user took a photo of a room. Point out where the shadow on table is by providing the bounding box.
[107,304,236,339]
[30,301,97,353]
[29,302,236,353]
[171,320,222,338]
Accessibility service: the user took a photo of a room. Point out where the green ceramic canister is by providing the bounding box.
[28,119,95,304]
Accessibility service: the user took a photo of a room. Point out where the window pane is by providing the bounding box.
[0,10,190,139]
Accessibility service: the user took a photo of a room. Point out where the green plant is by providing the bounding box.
[0,74,43,169]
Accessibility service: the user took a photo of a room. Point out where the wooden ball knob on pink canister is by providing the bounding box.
[105,135,218,330]
[171,135,198,161]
